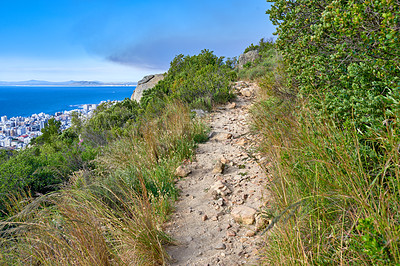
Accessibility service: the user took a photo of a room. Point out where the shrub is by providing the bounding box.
[252,61,400,265]
[141,49,236,111]
[266,0,400,138]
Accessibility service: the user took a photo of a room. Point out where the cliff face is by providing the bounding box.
[131,74,165,102]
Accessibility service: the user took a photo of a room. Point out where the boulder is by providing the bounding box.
[237,50,261,70]
[131,74,165,102]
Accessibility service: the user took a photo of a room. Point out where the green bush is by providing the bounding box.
[0,134,97,216]
[141,49,236,111]
[267,0,400,137]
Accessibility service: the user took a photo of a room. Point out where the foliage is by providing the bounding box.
[0,46,224,264]
[141,49,236,111]
[238,38,278,81]
[31,118,61,145]
[244,37,275,54]
[74,98,140,147]
[0,122,97,217]
[262,3,400,262]
[0,100,208,265]
[266,0,400,137]
[253,61,400,265]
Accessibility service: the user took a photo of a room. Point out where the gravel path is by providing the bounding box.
[165,82,271,265]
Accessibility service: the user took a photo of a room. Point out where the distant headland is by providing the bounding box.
[0,80,137,86]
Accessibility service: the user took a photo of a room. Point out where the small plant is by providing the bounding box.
[354,218,391,263]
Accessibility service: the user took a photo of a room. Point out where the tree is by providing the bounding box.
[31,118,61,145]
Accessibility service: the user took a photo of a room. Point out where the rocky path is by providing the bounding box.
[165,82,271,265]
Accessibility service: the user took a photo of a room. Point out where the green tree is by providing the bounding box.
[32,118,61,145]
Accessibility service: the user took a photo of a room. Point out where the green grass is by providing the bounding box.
[252,62,400,265]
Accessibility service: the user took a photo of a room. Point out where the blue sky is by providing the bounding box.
[0,0,274,82]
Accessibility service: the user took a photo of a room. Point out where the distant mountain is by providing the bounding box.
[0,80,137,86]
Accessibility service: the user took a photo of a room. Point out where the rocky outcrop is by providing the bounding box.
[130,74,165,102]
[237,50,261,69]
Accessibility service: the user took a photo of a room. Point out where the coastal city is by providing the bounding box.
[0,103,101,150]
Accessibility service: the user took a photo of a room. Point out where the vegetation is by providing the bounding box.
[141,49,236,111]
[0,50,232,264]
[238,38,278,81]
[247,1,400,264]
[1,1,398,263]
[0,121,97,217]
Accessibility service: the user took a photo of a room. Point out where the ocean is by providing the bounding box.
[0,86,136,118]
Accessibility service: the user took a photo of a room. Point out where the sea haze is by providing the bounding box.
[0,86,136,118]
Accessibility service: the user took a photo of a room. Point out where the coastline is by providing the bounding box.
[0,85,136,118]
[0,85,136,150]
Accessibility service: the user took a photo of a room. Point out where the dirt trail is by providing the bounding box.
[165,82,271,265]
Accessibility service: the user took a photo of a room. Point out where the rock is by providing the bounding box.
[214,243,226,250]
[213,132,233,141]
[211,181,231,196]
[192,109,208,118]
[214,180,225,189]
[235,81,249,88]
[227,230,236,237]
[245,230,255,237]
[231,206,257,225]
[216,198,224,206]
[227,102,236,109]
[240,88,252,97]
[220,156,229,165]
[237,50,261,70]
[131,74,165,102]
[255,216,269,232]
[202,215,208,221]
[175,165,191,177]
[213,161,225,174]
[236,138,247,146]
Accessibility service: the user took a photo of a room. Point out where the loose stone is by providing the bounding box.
[214,243,226,250]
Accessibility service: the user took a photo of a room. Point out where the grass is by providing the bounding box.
[252,61,400,264]
[0,100,208,265]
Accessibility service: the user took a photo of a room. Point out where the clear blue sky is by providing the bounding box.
[0,0,274,82]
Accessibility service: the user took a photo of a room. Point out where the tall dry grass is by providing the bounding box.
[0,100,207,265]
[252,63,400,264]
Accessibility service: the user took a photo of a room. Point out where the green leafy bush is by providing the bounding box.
[266,0,400,137]
[0,131,97,216]
[141,49,236,111]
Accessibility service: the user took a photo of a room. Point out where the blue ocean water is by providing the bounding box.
[0,86,136,118]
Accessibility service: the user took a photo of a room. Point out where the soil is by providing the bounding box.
[164,82,271,265]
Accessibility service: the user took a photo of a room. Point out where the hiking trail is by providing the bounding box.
[165,82,271,265]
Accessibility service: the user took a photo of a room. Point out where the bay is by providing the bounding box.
[0,86,136,118]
